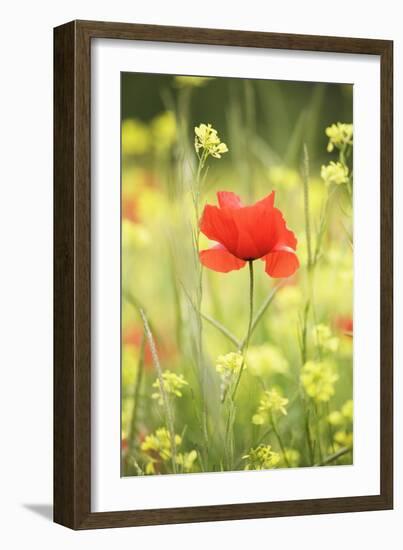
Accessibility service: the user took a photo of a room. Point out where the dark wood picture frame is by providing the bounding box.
[54,20,393,530]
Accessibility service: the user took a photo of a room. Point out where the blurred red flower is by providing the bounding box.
[122,195,139,222]
[334,315,353,337]
[199,191,299,278]
[123,325,153,366]
[123,324,177,368]
[121,437,129,454]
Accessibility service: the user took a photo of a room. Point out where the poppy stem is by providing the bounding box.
[232,260,254,401]
[239,281,285,350]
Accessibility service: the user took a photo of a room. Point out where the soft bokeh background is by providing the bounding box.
[121,73,353,476]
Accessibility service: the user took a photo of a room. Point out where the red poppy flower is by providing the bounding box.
[199,191,299,278]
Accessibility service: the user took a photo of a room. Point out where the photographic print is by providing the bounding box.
[120,73,354,477]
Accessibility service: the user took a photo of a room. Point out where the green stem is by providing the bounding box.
[302,143,313,270]
[202,312,240,348]
[193,149,209,463]
[128,333,146,454]
[239,281,285,350]
[313,186,336,265]
[307,269,321,361]
[224,261,255,470]
[232,260,254,401]
[315,445,352,466]
[270,413,290,467]
[183,276,282,353]
[304,405,315,465]
[244,80,256,201]
[139,308,177,474]
[313,402,323,463]
[180,281,241,348]
[168,245,183,350]
[302,143,321,359]
[325,402,336,454]
[224,399,236,470]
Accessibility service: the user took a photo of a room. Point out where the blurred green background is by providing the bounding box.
[122,72,352,170]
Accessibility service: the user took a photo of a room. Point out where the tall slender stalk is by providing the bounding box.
[300,143,323,463]
[304,408,315,465]
[270,413,290,468]
[179,281,241,348]
[202,312,240,348]
[313,402,323,463]
[184,277,284,353]
[222,261,255,470]
[232,261,254,401]
[194,153,209,462]
[243,80,256,200]
[239,281,285,350]
[302,143,313,271]
[139,308,177,474]
[325,402,336,454]
[128,333,146,453]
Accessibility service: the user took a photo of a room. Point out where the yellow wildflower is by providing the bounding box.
[321,161,349,186]
[141,427,182,462]
[325,122,353,152]
[312,324,339,353]
[141,428,197,475]
[176,450,198,473]
[145,461,156,475]
[300,360,338,402]
[341,399,353,422]
[252,388,288,425]
[334,430,353,447]
[279,448,300,468]
[215,352,243,400]
[328,399,353,426]
[327,411,344,426]
[243,444,281,470]
[216,352,243,375]
[152,371,188,405]
[194,123,228,159]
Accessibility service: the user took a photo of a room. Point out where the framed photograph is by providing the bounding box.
[54,20,393,529]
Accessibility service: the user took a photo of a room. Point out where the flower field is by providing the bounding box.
[121,74,353,476]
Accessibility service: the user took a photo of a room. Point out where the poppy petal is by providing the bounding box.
[229,191,277,259]
[254,190,275,210]
[217,191,243,209]
[199,205,239,252]
[272,208,298,249]
[264,246,300,278]
[199,191,299,268]
[200,245,246,273]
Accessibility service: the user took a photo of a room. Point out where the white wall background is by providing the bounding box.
[0,1,399,548]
